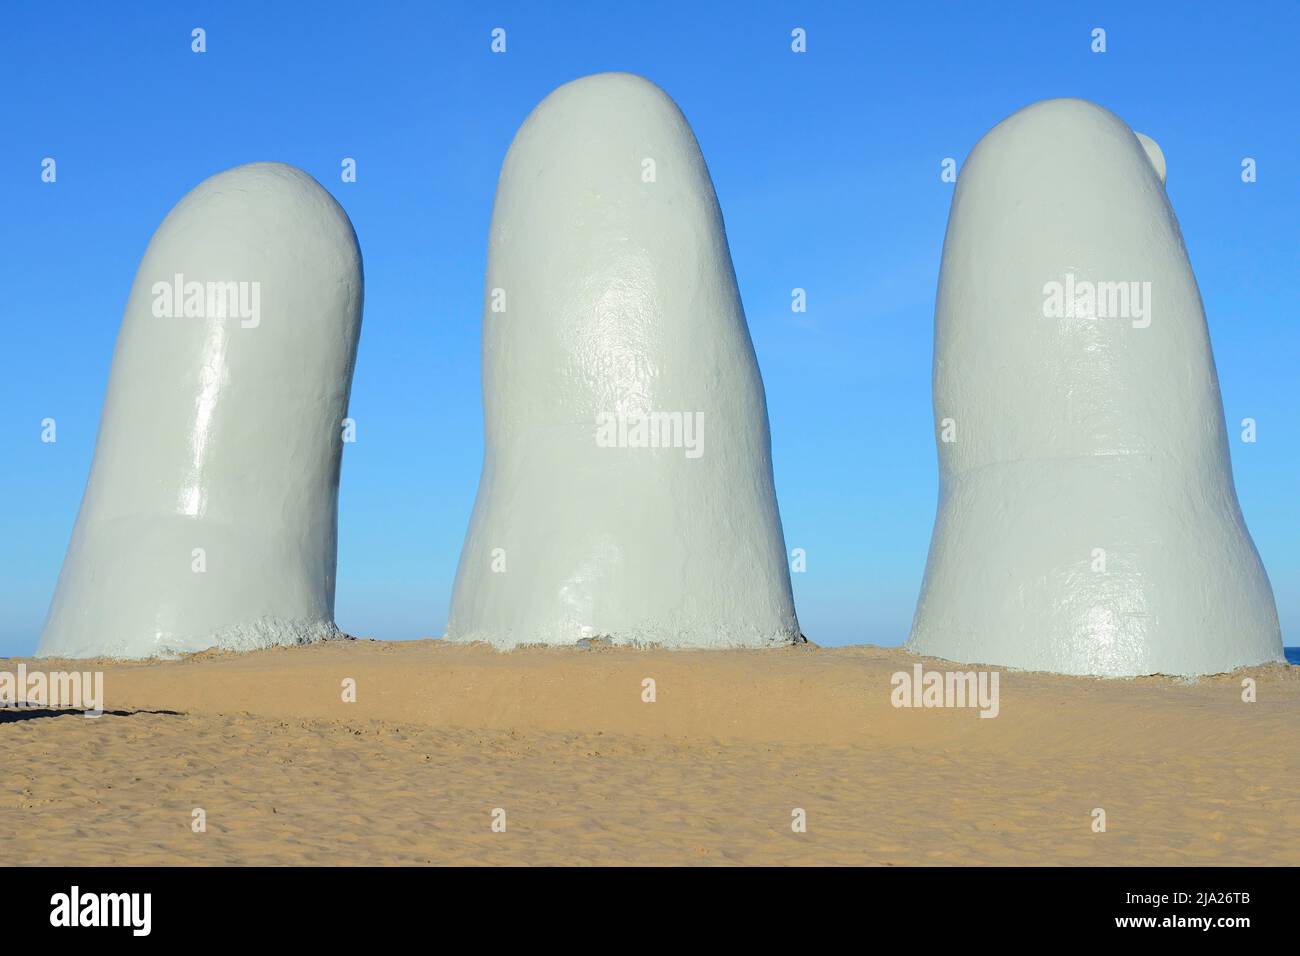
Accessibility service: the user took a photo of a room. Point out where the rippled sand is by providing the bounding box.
[3,640,1296,865]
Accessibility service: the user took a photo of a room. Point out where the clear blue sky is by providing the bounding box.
[2,1,1296,656]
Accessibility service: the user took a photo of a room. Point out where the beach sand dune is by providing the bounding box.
[3,640,1296,865]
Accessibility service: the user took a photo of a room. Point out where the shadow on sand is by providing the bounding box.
[0,707,184,724]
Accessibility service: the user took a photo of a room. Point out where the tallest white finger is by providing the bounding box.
[446,72,801,648]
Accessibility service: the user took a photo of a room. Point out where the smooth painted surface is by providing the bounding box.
[907,98,1283,677]
[447,73,800,648]
[38,162,363,659]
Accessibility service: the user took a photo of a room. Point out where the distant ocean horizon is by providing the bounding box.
[3,644,1299,663]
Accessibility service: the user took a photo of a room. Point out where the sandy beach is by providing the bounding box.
[2,639,1296,865]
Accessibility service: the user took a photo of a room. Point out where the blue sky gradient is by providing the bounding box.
[2,1,1296,655]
